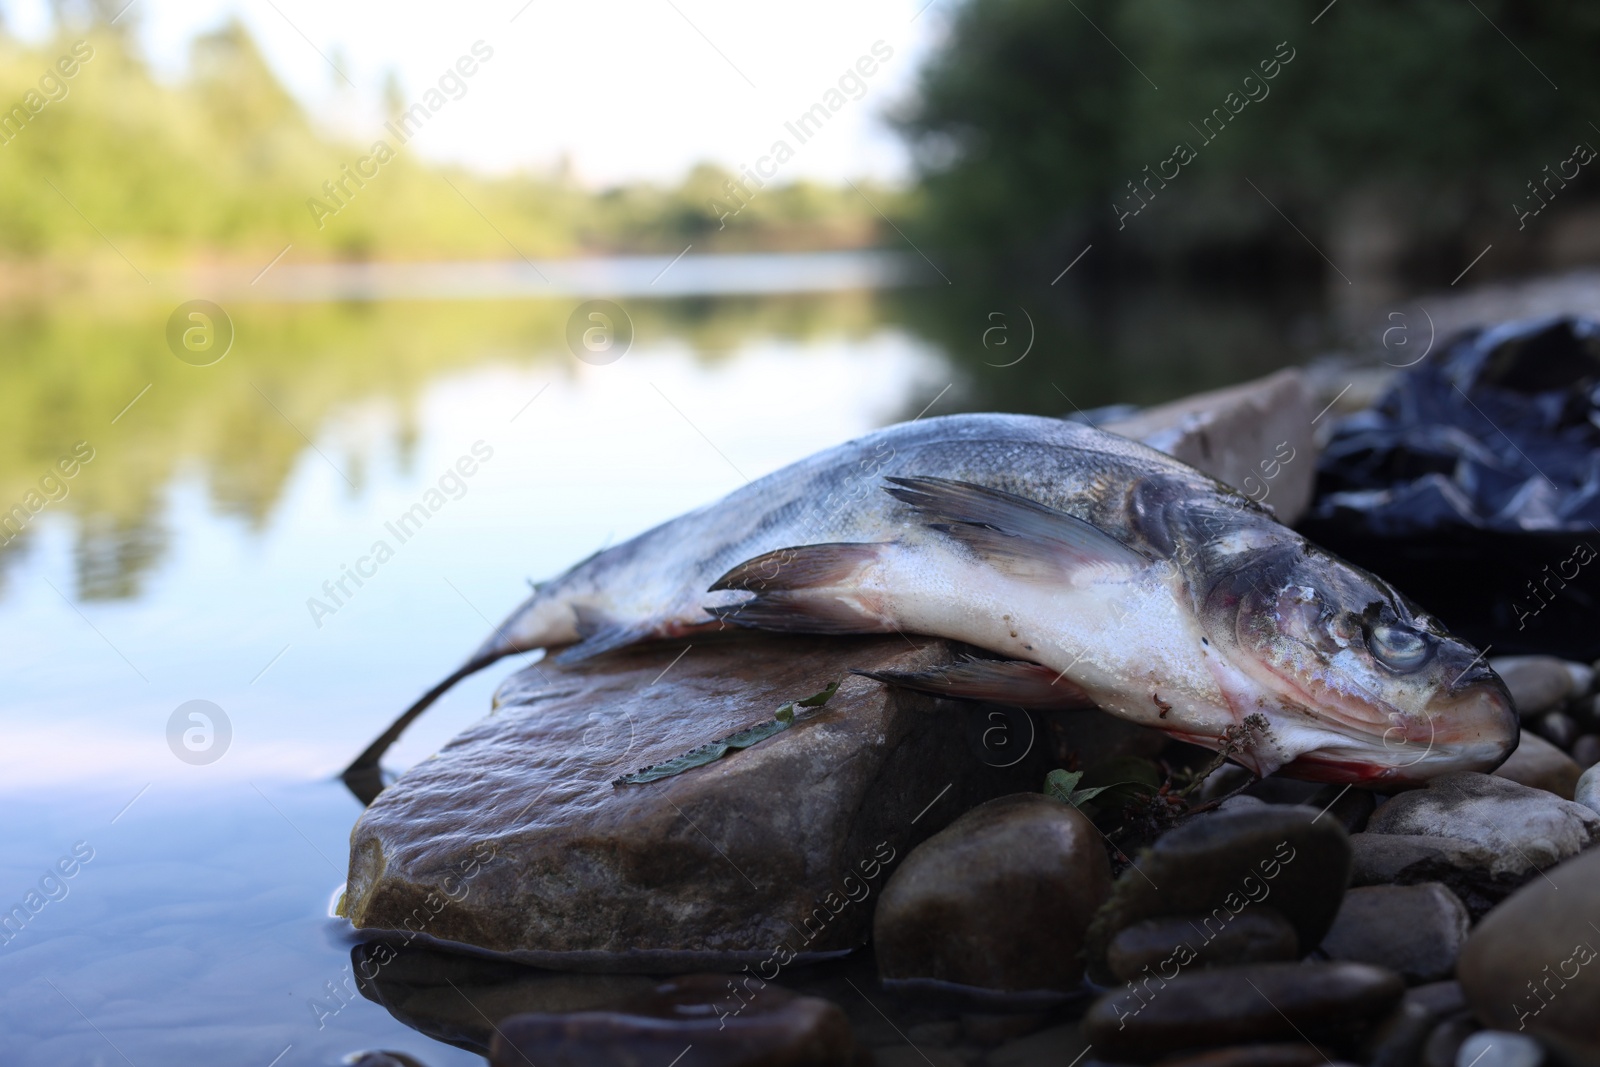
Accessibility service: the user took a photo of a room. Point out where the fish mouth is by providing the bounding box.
[1276,668,1518,787]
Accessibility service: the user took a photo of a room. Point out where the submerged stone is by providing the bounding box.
[487,973,859,1067]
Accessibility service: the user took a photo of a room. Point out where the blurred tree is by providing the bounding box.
[897,0,1600,286]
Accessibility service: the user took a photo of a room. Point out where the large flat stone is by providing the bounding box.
[343,635,1047,969]
[1105,369,1317,525]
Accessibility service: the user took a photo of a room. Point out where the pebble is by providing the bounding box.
[1365,772,1599,875]
[1565,661,1594,699]
[1490,656,1576,717]
[1199,764,1254,802]
[1458,847,1600,1056]
[1107,909,1300,982]
[1572,734,1600,769]
[1535,712,1579,751]
[985,1023,1086,1067]
[1493,732,1584,799]
[1083,961,1404,1061]
[1243,779,1376,833]
[1317,883,1469,984]
[1422,1013,1479,1067]
[1454,1031,1544,1067]
[1082,806,1351,983]
[1153,1043,1329,1066]
[1576,764,1600,817]
[873,793,1111,992]
[1364,982,1467,1067]
[488,974,858,1067]
[1346,834,1519,920]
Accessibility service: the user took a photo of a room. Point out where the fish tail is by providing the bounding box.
[342,651,508,785]
[342,589,574,798]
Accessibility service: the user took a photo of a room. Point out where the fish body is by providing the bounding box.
[362,414,1515,786]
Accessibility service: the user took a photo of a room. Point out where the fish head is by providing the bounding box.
[1201,538,1517,787]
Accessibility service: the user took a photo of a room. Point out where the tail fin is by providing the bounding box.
[342,588,560,801]
[341,649,512,801]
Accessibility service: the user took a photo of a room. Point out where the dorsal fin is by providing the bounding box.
[884,476,1149,577]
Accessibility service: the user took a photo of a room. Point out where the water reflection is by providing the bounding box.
[0,289,890,602]
[887,273,1325,419]
[1,265,1322,607]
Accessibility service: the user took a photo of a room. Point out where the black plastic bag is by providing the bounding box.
[1302,316,1600,659]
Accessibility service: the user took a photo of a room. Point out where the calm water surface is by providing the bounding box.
[0,255,1315,1063]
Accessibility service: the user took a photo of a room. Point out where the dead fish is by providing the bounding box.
[347,413,1515,787]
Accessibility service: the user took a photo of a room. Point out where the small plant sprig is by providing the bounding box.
[613,681,839,786]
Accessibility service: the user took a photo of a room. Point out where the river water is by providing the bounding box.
[0,252,1319,1063]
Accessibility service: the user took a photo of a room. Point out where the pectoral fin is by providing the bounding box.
[707,542,894,634]
[855,656,1095,709]
[884,476,1148,578]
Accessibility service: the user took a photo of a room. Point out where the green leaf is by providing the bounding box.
[1044,768,1084,803]
[615,680,839,786]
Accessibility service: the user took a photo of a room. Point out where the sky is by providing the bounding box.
[4,0,946,186]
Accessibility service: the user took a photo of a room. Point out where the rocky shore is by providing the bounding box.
[339,368,1600,1067]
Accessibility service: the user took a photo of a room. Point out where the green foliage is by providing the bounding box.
[897,0,1600,273]
[0,23,892,266]
[1045,756,1161,816]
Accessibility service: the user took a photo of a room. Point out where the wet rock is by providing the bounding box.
[1083,961,1404,1062]
[1153,1044,1330,1067]
[873,793,1111,993]
[1241,779,1325,805]
[1490,657,1575,718]
[1347,834,1528,920]
[1082,806,1351,984]
[1364,772,1599,874]
[1576,764,1600,817]
[488,973,859,1067]
[1564,661,1594,699]
[1458,847,1600,1061]
[960,1013,1047,1044]
[1363,982,1468,1067]
[1107,911,1300,983]
[1454,1031,1544,1067]
[1199,764,1254,802]
[1571,734,1600,769]
[1317,883,1469,984]
[1422,1014,1479,1067]
[1493,732,1584,799]
[1104,369,1317,526]
[1241,779,1376,834]
[1535,712,1579,751]
[986,1023,1087,1067]
[1217,795,1268,814]
[344,636,1047,964]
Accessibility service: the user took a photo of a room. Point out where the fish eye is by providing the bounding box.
[1367,622,1432,671]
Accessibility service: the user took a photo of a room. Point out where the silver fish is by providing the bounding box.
[348,413,1516,787]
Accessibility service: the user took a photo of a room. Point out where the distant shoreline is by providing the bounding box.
[0,246,924,303]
